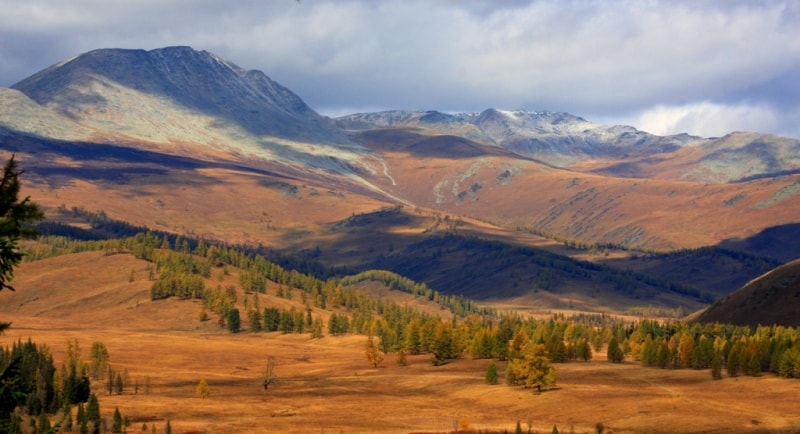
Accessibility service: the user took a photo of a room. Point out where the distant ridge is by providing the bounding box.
[336,109,800,182]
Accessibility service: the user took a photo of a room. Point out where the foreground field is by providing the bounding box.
[2,252,799,433]
[2,312,800,434]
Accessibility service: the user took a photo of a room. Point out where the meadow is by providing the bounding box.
[2,252,798,433]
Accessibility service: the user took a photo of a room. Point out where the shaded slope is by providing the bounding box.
[695,259,800,327]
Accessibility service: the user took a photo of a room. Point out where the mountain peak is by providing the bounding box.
[11,46,358,157]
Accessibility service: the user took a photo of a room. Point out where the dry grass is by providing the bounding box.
[2,253,800,433]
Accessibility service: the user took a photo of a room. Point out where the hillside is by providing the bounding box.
[694,259,800,327]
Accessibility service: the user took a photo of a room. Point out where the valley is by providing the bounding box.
[2,250,800,433]
[1,46,799,433]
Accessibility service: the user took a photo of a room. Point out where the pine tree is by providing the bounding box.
[485,362,499,385]
[196,379,210,399]
[115,372,124,394]
[397,348,408,367]
[37,411,51,433]
[607,337,624,363]
[77,404,87,434]
[711,351,723,380]
[227,308,241,333]
[86,393,101,434]
[0,155,44,294]
[507,342,556,390]
[89,342,109,380]
[365,336,384,368]
[112,407,123,433]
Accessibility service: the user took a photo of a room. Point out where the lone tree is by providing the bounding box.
[0,155,43,333]
[506,342,556,391]
[196,379,210,399]
[262,356,277,390]
[365,335,385,368]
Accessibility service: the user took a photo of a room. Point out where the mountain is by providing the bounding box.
[337,109,800,183]
[693,259,800,327]
[1,46,799,316]
[6,47,377,179]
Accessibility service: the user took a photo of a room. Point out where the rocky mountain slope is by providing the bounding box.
[5,47,384,184]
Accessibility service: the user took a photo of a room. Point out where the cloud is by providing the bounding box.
[1,0,799,138]
[626,102,791,138]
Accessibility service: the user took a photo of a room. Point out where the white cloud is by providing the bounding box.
[627,102,783,138]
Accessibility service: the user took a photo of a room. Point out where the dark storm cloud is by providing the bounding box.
[1,0,798,138]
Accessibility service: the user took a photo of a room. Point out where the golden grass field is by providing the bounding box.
[2,253,800,433]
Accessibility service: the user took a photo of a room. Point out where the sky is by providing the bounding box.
[1,0,799,139]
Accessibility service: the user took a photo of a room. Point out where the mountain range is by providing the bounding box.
[1,46,798,320]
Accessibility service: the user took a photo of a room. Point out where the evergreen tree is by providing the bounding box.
[711,351,723,380]
[77,403,87,434]
[89,342,109,380]
[396,349,408,367]
[86,393,100,434]
[112,407,123,433]
[114,372,124,395]
[0,155,44,295]
[364,336,384,368]
[196,379,210,399]
[61,404,73,432]
[227,308,241,333]
[506,342,556,390]
[607,337,624,363]
[37,411,50,433]
[310,317,324,339]
[577,338,592,362]
[485,362,499,385]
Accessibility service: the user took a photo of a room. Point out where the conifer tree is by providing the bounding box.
[196,379,210,399]
[86,393,101,434]
[365,336,384,368]
[607,337,624,363]
[227,308,241,333]
[711,351,723,380]
[0,156,44,295]
[485,362,498,385]
[112,407,123,433]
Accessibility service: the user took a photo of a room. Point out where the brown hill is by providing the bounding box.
[694,259,800,327]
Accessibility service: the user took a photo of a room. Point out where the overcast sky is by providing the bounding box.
[1,0,798,138]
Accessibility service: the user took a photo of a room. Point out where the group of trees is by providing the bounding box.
[0,339,114,433]
[625,319,800,379]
